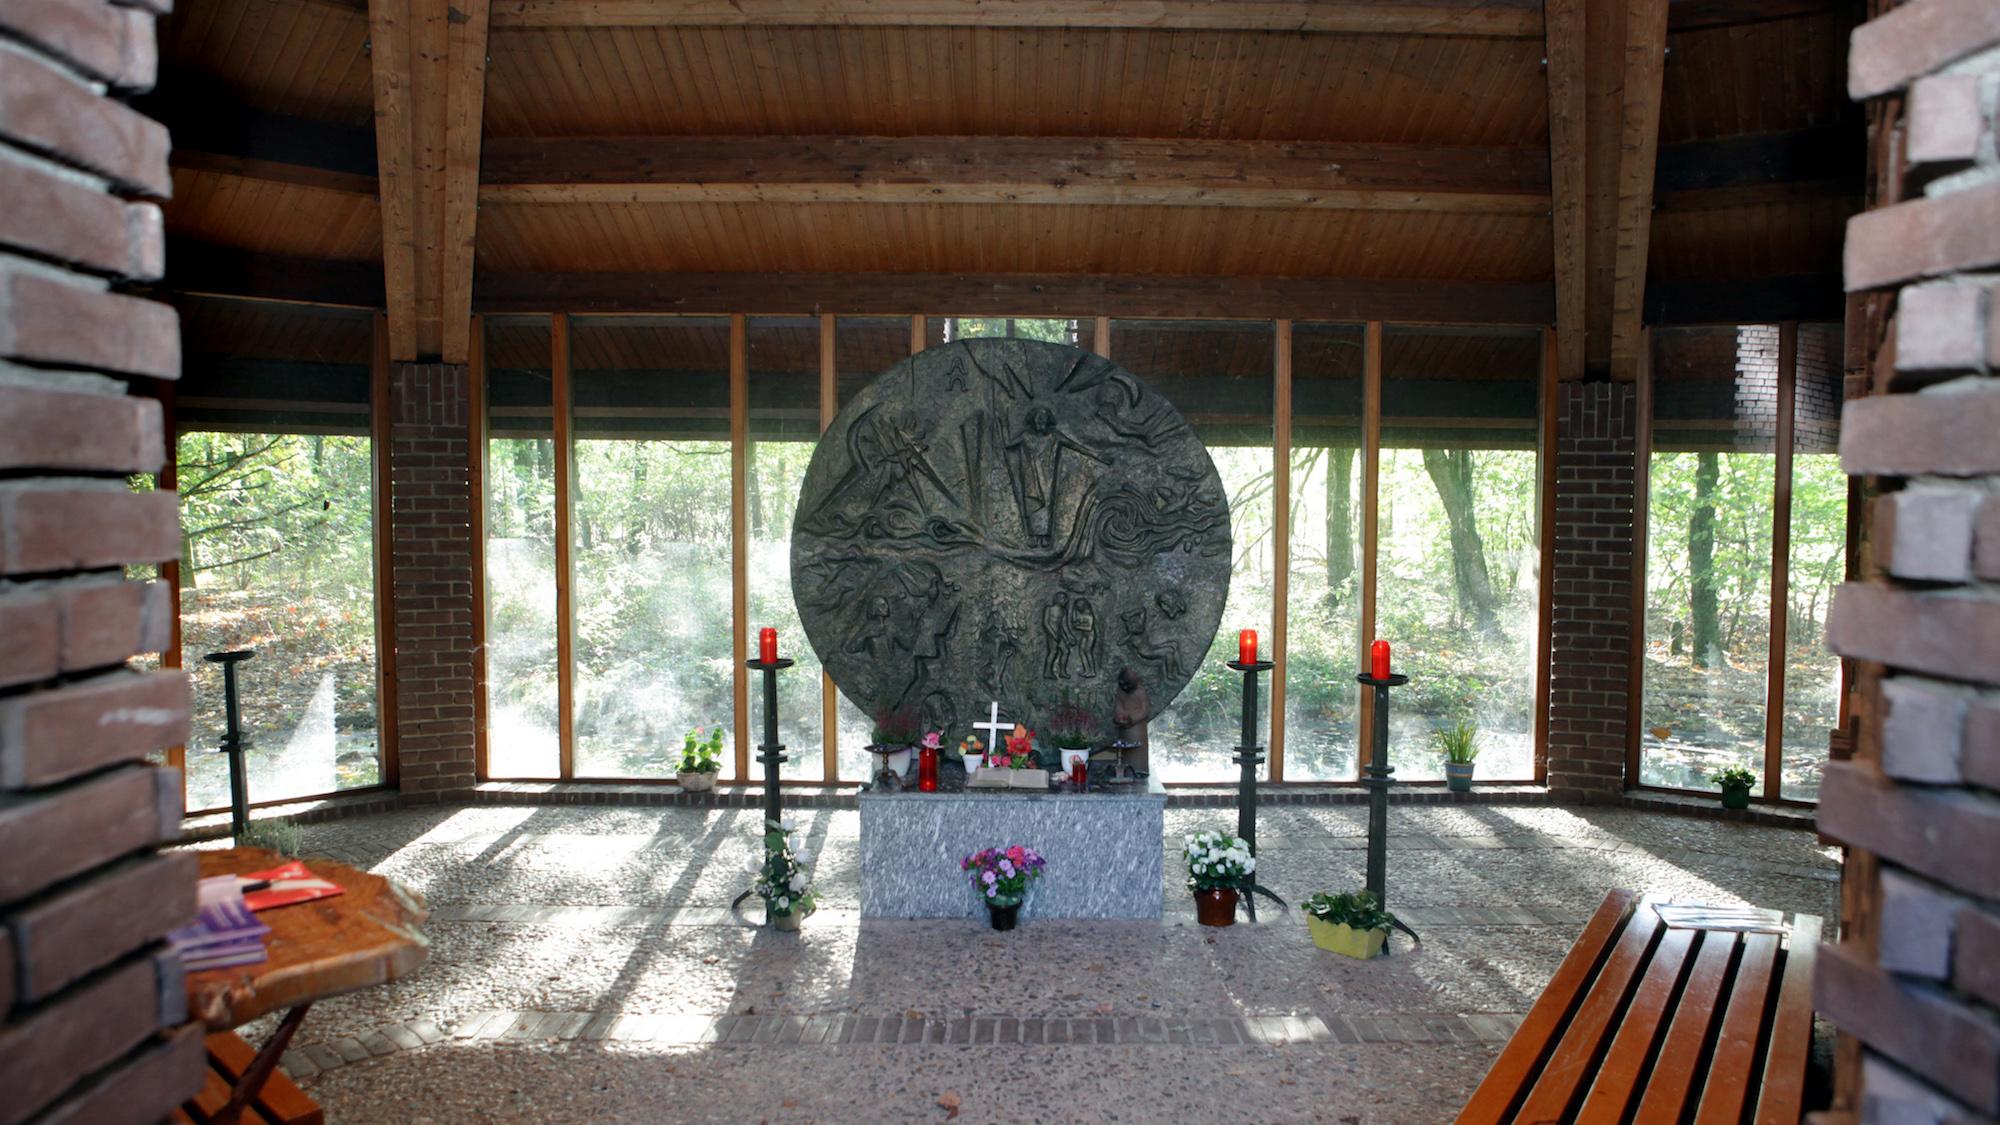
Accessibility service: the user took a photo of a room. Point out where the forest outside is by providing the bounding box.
[173,431,381,810]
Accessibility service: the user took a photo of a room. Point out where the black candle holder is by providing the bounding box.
[1226,658,1285,921]
[737,656,793,924]
[204,649,256,841]
[1356,670,1420,946]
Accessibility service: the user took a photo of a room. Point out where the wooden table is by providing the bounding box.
[186,847,428,1124]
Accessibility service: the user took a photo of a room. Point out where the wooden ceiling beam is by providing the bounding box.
[140,72,379,195]
[479,136,1552,214]
[1543,0,1586,380]
[1644,272,1842,323]
[488,0,1547,37]
[473,271,1555,324]
[367,0,420,359]
[1664,0,1844,32]
[441,0,494,363]
[1606,0,1671,382]
[160,239,387,308]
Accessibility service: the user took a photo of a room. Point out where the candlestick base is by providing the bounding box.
[1355,672,1408,688]
[1226,660,1275,674]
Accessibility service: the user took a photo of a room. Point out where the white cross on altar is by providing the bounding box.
[972,701,1010,748]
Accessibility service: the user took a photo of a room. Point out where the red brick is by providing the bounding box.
[1875,488,1979,583]
[1879,867,1966,978]
[0,0,157,89]
[1966,701,2000,791]
[0,382,162,473]
[0,45,169,196]
[30,1023,206,1125]
[1816,940,2000,1112]
[1842,383,2000,477]
[0,668,189,788]
[5,850,194,1003]
[1976,498,2000,583]
[0,150,163,279]
[0,482,178,575]
[1845,180,2000,292]
[1818,760,2000,900]
[0,592,59,690]
[1894,280,1991,374]
[0,765,178,903]
[55,578,155,670]
[0,952,178,1124]
[1881,677,1969,783]
[0,267,179,378]
[1827,582,2000,684]
[1907,74,1989,166]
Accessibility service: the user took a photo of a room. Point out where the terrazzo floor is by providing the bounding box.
[202,801,1840,1124]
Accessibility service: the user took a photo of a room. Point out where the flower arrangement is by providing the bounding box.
[920,730,942,753]
[961,844,1047,907]
[1183,829,1255,892]
[1711,765,1757,791]
[679,726,725,773]
[1046,701,1100,750]
[956,734,985,762]
[988,724,1040,770]
[870,704,921,747]
[754,818,817,923]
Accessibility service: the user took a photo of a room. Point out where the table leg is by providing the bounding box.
[213,1002,312,1125]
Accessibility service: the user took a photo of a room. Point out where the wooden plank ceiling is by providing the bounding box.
[154,0,1862,376]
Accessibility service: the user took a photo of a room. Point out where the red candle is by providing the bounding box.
[1071,755,1088,786]
[1370,639,1392,680]
[918,745,939,792]
[1238,629,1258,665]
[758,627,778,664]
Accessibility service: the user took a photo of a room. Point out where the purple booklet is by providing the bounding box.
[170,876,271,970]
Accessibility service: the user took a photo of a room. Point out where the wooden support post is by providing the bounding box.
[468,315,489,780]
[1626,327,1654,784]
[1765,321,1797,798]
[158,380,185,810]
[1358,321,1383,777]
[366,1,418,360]
[1544,0,1586,382]
[439,0,492,363]
[1092,316,1109,357]
[371,314,401,789]
[911,315,926,354]
[731,314,750,782]
[1534,327,1560,783]
[1271,320,1292,783]
[820,313,838,784]
[552,314,576,779]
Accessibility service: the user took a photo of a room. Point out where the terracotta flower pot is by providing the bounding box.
[1194,888,1239,927]
[676,770,717,792]
[1720,784,1752,810]
[987,901,1021,931]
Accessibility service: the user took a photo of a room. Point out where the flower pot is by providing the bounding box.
[676,769,717,792]
[1720,784,1752,810]
[1445,761,1475,793]
[885,747,913,778]
[1307,916,1387,959]
[987,901,1021,931]
[1009,768,1050,790]
[1194,888,1239,927]
[772,910,801,932]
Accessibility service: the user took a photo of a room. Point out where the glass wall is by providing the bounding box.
[1286,323,1365,780]
[173,297,381,809]
[484,315,560,778]
[1111,319,1275,783]
[1780,324,1846,802]
[1377,326,1542,780]
[747,318,826,779]
[569,317,734,778]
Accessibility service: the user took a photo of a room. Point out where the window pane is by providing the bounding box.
[1642,326,1779,795]
[930,317,1082,346]
[174,297,379,811]
[1111,320,1274,783]
[571,317,735,778]
[1377,326,1542,781]
[748,317,826,781]
[485,315,559,778]
[833,317,911,781]
[1782,324,1845,802]
[1286,323,1365,781]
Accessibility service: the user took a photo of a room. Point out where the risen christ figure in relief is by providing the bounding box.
[1006,405,1106,549]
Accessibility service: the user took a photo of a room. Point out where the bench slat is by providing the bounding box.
[1575,923,1698,1123]
[205,1031,325,1125]
[1516,900,1664,1122]
[1631,930,1740,1125]
[1755,913,1822,1125]
[182,1065,271,1125]
[1694,930,1781,1125]
[1455,889,1639,1125]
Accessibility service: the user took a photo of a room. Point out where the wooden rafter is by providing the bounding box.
[1544,0,1586,381]
[487,0,1547,37]
[480,136,1551,214]
[1608,0,1671,382]
[366,0,419,359]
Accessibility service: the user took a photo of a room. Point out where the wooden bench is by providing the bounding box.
[171,1031,323,1125]
[1456,888,1820,1124]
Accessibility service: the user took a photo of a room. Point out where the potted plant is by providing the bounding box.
[957,734,987,776]
[961,845,1046,930]
[1302,890,1396,959]
[1712,765,1757,810]
[754,818,817,931]
[676,726,724,792]
[870,703,921,780]
[1435,718,1479,793]
[993,725,1050,789]
[1183,829,1254,927]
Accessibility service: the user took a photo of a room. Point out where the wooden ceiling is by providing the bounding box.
[154,0,1862,378]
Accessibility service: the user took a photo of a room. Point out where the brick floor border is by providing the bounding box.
[279,1008,1529,1080]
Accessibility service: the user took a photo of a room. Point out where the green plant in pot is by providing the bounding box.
[676,726,724,792]
[1711,765,1757,810]
[870,703,922,781]
[1302,890,1396,959]
[755,818,817,931]
[1434,718,1479,793]
[1184,829,1254,927]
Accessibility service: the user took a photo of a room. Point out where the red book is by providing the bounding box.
[238,861,344,912]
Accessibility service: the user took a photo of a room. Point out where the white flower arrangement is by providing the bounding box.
[755,818,817,919]
[1183,829,1255,893]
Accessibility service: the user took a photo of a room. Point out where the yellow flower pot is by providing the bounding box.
[1308,916,1388,959]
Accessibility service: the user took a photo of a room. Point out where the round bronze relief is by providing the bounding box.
[790,338,1231,734]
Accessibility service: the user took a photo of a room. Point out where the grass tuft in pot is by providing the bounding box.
[1302,889,1396,959]
[1434,718,1479,793]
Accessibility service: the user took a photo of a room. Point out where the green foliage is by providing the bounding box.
[1433,718,1479,764]
[754,818,816,918]
[1045,699,1100,749]
[679,726,725,773]
[1302,889,1396,933]
[870,704,921,747]
[1711,765,1758,791]
[238,817,303,856]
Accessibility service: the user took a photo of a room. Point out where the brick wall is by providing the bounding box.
[390,362,477,798]
[0,0,206,1117]
[1545,382,1637,800]
[1814,4,2000,1120]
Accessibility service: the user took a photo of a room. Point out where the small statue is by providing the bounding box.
[1110,666,1150,776]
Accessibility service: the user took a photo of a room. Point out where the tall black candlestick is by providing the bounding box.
[205,649,257,841]
[743,655,793,924]
[1356,669,1419,947]
[1226,657,1284,921]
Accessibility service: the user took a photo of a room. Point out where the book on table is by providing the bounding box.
[170,876,271,971]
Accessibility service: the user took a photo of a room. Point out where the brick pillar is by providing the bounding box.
[1815,7,2000,1120]
[0,0,207,1116]
[389,362,478,799]
[1545,382,1637,799]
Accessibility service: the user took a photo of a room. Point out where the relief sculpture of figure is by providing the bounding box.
[1069,597,1099,677]
[844,597,896,663]
[979,608,1021,697]
[1041,591,1073,679]
[1006,405,1107,549]
[1120,606,1183,680]
[1110,667,1150,775]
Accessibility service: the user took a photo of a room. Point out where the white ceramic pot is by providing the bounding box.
[676,770,717,792]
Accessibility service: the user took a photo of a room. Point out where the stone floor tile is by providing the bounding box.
[329,1037,371,1064]
[380,1024,426,1052]
[301,1044,344,1072]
